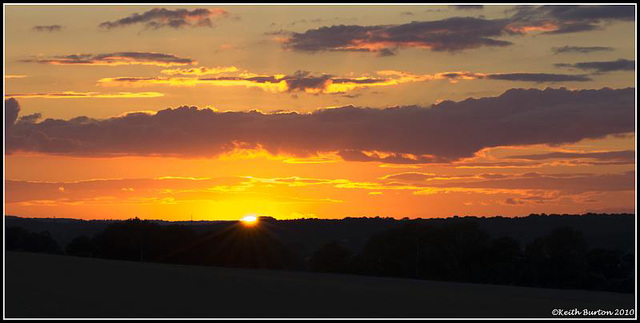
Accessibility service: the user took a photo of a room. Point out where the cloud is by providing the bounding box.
[507,150,634,161]
[552,46,615,54]
[160,66,238,76]
[337,150,450,164]
[434,171,634,194]
[5,98,20,136]
[5,176,343,207]
[505,150,635,166]
[281,6,634,55]
[476,72,591,83]
[5,87,634,162]
[555,59,635,73]
[509,5,635,35]
[451,5,484,10]
[21,52,196,67]
[99,71,396,94]
[281,17,515,55]
[5,74,27,79]
[5,176,246,204]
[374,170,634,204]
[99,69,592,95]
[19,113,43,123]
[32,25,63,32]
[99,8,229,30]
[379,70,591,83]
[5,92,164,99]
[379,172,438,182]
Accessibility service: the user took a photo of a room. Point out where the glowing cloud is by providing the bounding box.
[98,69,591,94]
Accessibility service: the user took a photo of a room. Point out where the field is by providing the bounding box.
[5,251,635,318]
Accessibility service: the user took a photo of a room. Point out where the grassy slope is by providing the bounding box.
[5,251,635,318]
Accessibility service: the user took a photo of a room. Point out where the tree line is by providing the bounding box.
[6,217,634,293]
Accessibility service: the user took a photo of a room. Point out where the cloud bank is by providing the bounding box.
[5,87,634,162]
[281,6,634,55]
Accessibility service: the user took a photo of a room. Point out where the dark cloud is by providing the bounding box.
[282,17,515,55]
[552,46,615,54]
[506,150,635,166]
[101,69,593,95]
[451,5,484,11]
[337,150,449,164]
[555,59,635,73]
[18,113,43,124]
[482,73,591,83]
[436,171,634,194]
[5,98,20,136]
[264,29,293,36]
[434,71,591,83]
[537,6,634,21]
[99,8,229,30]
[381,172,438,182]
[509,5,634,35]
[20,52,196,66]
[198,73,338,93]
[508,150,634,161]
[282,71,333,92]
[478,173,511,179]
[32,25,63,32]
[5,87,634,162]
[101,71,392,94]
[282,6,634,55]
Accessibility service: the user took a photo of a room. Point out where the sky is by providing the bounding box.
[4,4,637,221]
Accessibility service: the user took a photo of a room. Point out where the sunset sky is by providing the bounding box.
[4,4,636,221]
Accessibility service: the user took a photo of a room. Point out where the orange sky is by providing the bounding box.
[4,4,636,220]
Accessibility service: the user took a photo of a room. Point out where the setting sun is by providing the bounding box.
[240,215,258,225]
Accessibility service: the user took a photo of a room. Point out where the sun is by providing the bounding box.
[240,214,258,226]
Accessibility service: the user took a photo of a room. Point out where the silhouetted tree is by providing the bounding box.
[522,226,588,289]
[65,235,94,257]
[92,218,197,263]
[308,241,353,273]
[6,214,634,294]
[585,249,635,292]
[483,236,523,285]
[6,226,60,254]
[358,223,432,278]
[168,221,299,270]
[358,221,492,282]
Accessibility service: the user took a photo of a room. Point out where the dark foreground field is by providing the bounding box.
[6,251,635,318]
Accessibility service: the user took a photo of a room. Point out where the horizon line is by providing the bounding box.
[5,212,636,223]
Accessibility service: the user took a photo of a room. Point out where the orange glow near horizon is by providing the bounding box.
[4,5,635,221]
